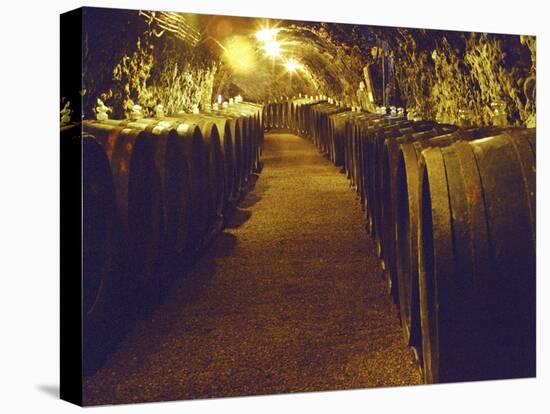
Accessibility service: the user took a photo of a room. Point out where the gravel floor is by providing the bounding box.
[83,132,422,406]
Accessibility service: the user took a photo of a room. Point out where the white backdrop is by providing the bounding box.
[0,0,547,412]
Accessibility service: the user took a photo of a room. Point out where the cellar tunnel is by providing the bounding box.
[60,7,536,405]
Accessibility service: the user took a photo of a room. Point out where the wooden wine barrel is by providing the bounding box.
[236,102,265,173]
[378,123,458,304]
[172,115,225,221]
[215,110,250,188]
[197,113,238,203]
[228,100,263,177]
[366,120,436,245]
[294,101,304,134]
[99,118,197,262]
[273,102,282,129]
[354,116,393,198]
[352,117,407,232]
[82,121,164,304]
[317,105,349,155]
[275,102,282,129]
[219,114,244,197]
[270,102,278,129]
[281,100,290,129]
[349,115,393,189]
[64,125,124,375]
[170,121,212,246]
[244,103,263,161]
[243,114,255,179]
[327,110,365,166]
[417,129,535,383]
[220,106,254,181]
[263,103,271,130]
[394,126,506,347]
[60,125,122,324]
[287,101,296,131]
[309,103,324,147]
[194,119,225,219]
[290,100,306,132]
[276,101,283,129]
[302,102,315,139]
[297,103,305,134]
[310,102,335,149]
[224,102,263,176]
[343,113,374,182]
[96,118,204,263]
[359,117,400,208]
[149,124,192,269]
[300,100,322,138]
[262,104,270,130]
[345,115,365,187]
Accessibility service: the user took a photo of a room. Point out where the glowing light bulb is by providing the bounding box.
[255,28,279,43]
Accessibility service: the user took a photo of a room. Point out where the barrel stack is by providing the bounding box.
[61,102,264,374]
[263,98,536,383]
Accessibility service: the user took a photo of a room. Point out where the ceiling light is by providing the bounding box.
[255,28,279,43]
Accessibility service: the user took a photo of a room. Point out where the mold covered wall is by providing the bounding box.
[66,8,536,127]
[387,29,536,127]
[81,8,218,119]
[272,24,536,127]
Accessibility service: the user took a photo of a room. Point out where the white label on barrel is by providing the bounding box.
[158,120,172,128]
[177,123,190,134]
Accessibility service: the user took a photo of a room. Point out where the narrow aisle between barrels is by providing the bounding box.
[84,132,421,405]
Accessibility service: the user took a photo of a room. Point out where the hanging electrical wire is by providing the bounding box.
[139,10,201,46]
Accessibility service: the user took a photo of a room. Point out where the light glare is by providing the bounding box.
[222,35,256,74]
[284,58,303,72]
[264,40,281,58]
[255,28,279,43]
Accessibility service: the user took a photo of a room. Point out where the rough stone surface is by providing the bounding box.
[83,132,421,406]
[69,9,535,129]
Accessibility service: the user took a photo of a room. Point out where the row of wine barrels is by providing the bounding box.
[376,122,459,300]
[394,126,507,346]
[265,100,291,129]
[309,104,349,155]
[92,118,213,244]
[291,100,314,135]
[282,99,536,384]
[346,115,411,233]
[417,130,535,383]
[339,113,535,383]
[327,110,369,166]
[82,122,166,304]
[263,98,324,135]
[60,125,122,325]
[343,112,383,189]
[170,114,228,220]
[62,123,126,375]
[100,101,265,217]
[224,102,264,175]
[70,104,263,374]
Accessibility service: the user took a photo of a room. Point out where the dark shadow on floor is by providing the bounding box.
[36,384,59,399]
[225,209,252,229]
[209,232,238,258]
[239,194,262,209]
